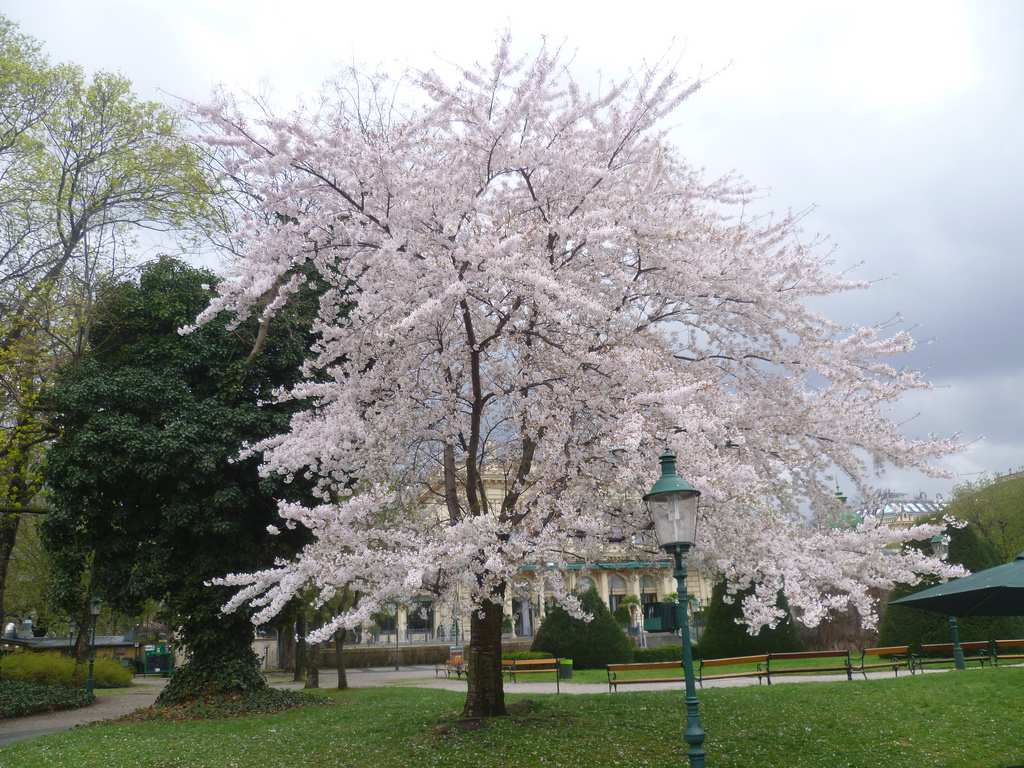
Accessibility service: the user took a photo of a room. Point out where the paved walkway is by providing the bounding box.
[284,664,943,694]
[0,678,167,747]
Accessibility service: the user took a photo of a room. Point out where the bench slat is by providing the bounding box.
[769,650,849,660]
[700,654,768,667]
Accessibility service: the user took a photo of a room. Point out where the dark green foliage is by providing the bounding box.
[612,605,631,628]
[699,581,803,659]
[42,258,319,704]
[531,587,633,669]
[124,688,328,722]
[878,519,1024,649]
[632,645,683,663]
[0,679,94,718]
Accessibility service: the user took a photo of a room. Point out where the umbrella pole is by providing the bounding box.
[948,616,966,671]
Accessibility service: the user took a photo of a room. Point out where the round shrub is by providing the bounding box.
[531,587,634,669]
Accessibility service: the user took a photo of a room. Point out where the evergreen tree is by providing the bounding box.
[878,519,1024,649]
[531,587,634,669]
[42,258,315,703]
[699,580,803,659]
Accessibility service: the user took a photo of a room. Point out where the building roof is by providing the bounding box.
[861,495,947,525]
[1,634,136,649]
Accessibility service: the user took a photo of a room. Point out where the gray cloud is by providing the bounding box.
[8,0,1021,495]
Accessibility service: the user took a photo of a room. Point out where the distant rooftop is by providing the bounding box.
[860,492,947,525]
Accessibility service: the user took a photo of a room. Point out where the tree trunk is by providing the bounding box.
[293,611,307,682]
[334,631,347,690]
[279,620,296,672]
[461,598,506,718]
[0,511,22,673]
[305,639,320,689]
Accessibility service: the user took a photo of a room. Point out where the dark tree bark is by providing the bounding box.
[293,610,307,682]
[279,620,296,672]
[461,598,506,719]
[305,639,320,689]
[0,511,22,658]
[334,631,347,690]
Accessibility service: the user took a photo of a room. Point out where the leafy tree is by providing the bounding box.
[944,475,1024,562]
[42,258,312,703]
[878,520,1024,649]
[0,15,213,643]
[699,580,803,659]
[531,587,633,669]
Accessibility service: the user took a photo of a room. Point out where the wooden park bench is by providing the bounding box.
[607,661,683,692]
[502,657,561,692]
[434,652,464,679]
[916,640,991,670]
[856,646,914,679]
[991,639,1024,665]
[762,650,853,683]
[698,654,769,688]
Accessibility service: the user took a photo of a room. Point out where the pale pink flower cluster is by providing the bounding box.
[200,36,962,638]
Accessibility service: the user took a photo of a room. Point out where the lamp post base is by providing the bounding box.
[670,543,707,767]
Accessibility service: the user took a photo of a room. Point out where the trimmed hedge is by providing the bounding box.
[633,645,684,663]
[531,587,634,669]
[1,652,132,688]
[0,679,94,719]
[502,651,553,661]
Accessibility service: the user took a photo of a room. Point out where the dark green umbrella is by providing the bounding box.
[890,552,1024,671]
[891,552,1024,617]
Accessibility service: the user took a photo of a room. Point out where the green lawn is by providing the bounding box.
[3,669,1021,768]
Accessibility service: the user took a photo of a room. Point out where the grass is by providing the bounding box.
[1,668,1021,767]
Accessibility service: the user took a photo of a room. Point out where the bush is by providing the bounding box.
[633,645,684,663]
[699,581,803,659]
[531,587,634,669]
[0,679,94,718]
[878,520,1024,650]
[1,652,132,688]
[613,606,632,628]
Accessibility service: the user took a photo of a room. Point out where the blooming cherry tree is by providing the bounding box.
[194,37,961,717]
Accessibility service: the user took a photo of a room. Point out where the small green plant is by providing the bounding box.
[612,605,632,628]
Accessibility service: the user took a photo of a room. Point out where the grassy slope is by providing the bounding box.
[5,669,1023,767]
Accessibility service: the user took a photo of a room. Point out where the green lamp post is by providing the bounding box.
[929,534,966,671]
[85,596,102,696]
[644,450,707,768]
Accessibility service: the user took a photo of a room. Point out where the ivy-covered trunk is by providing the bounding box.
[157,598,265,705]
[462,598,506,718]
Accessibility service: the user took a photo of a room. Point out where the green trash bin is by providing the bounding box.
[558,659,573,680]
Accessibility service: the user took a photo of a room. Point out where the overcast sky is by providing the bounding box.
[7,0,1021,498]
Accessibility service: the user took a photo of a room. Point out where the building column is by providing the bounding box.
[596,571,610,606]
[397,606,407,640]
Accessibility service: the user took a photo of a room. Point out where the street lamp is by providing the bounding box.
[930,535,965,670]
[643,450,707,768]
[85,596,102,696]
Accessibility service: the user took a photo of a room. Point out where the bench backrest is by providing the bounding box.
[607,661,680,672]
[995,639,1024,651]
[864,646,910,657]
[447,655,463,666]
[700,654,768,668]
[768,650,849,661]
[920,641,990,654]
